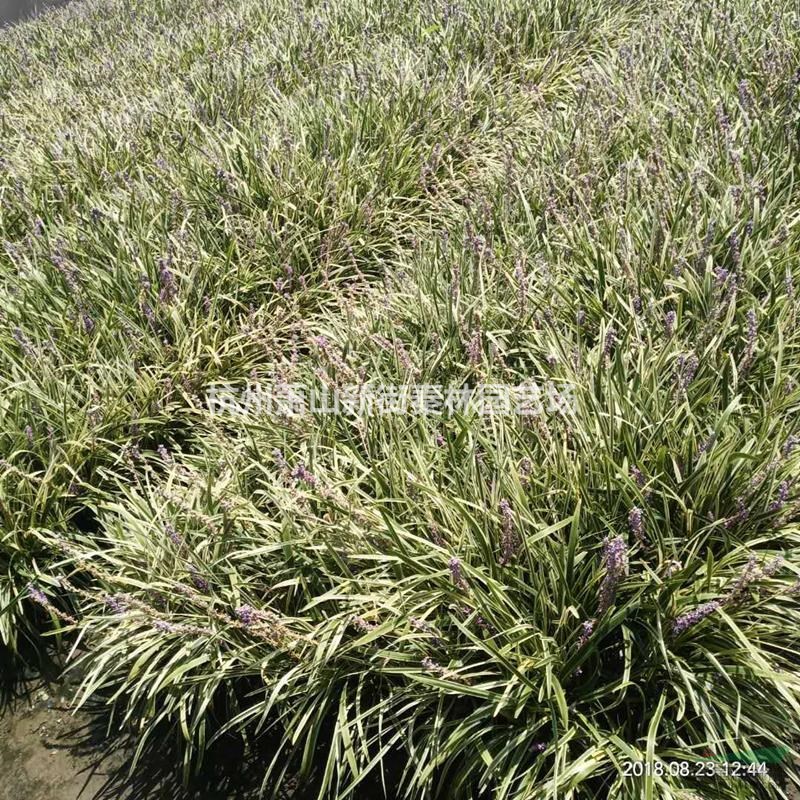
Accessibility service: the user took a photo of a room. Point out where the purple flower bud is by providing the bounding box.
[24,425,33,443]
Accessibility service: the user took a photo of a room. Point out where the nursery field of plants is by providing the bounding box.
[2,0,800,797]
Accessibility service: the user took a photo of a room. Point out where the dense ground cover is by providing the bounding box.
[1,0,800,797]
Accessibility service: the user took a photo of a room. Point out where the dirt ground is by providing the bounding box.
[0,670,274,800]
[0,0,71,27]
[0,679,128,800]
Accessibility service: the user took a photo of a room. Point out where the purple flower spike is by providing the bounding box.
[13,328,36,359]
[628,507,646,544]
[738,309,757,374]
[235,604,256,625]
[675,352,699,394]
[498,498,518,565]
[577,618,595,648]
[104,594,129,614]
[449,556,468,591]
[158,257,177,304]
[768,480,790,513]
[165,522,183,547]
[664,310,676,337]
[466,328,482,367]
[290,463,317,487]
[188,565,209,592]
[351,615,377,632]
[602,326,617,364]
[672,600,721,636]
[421,656,439,672]
[597,536,628,615]
[724,555,761,604]
[762,556,784,577]
[782,435,799,459]
[723,497,750,529]
[27,583,50,607]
